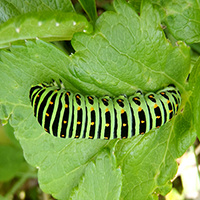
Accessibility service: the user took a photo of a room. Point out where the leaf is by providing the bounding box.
[0,0,194,199]
[0,11,93,49]
[78,0,98,23]
[162,0,200,44]
[0,0,74,24]
[115,99,195,199]
[0,122,21,147]
[0,123,29,182]
[128,0,141,13]
[0,145,25,181]
[129,0,200,44]
[0,195,9,200]
[70,151,122,200]
[189,57,200,139]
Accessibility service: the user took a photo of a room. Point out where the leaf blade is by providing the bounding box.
[0,0,74,24]
[0,11,93,49]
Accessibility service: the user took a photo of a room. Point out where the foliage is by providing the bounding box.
[0,0,199,199]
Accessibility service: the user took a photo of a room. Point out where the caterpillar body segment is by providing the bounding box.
[29,82,181,139]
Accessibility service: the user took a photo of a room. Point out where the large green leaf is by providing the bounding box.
[0,11,93,49]
[0,0,74,24]
[0,0,195,199]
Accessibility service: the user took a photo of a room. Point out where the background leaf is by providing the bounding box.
[78,0,98,23]
[0,0,74,24]
[0,11,93,49]
[0,122,36,199]
[0,0,195,199]
[0,145,25,181]
[189,57,200,139]
[161,0,200,44]
[129,0,200,44]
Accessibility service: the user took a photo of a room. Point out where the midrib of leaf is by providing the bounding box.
[0,102,30,109]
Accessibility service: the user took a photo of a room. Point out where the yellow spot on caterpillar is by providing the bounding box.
[76,95,80,98]
[141,132,144,134]
[169,110,173,113]
[61,134,65,137]
[154,104,158,108]
[141,120,145,123]
[65,104,68,108]
[118,99,122,102]
[77,106,81,110]
[103,98,107,101]
[167,100,170,103]
[105,123,110,127]
[134,97,138,100]
[121,109,125,114]
[161,92,165,95]
[104,137,108,140]
[54,89,57,92]
[44,128,48,132]
[89,136,93,139]
[138,107,142,112]
[105,108,109,112]
[156,116,161,119]
[156,126,160,128]
[50,101,53,105]
[75,135,79,138]
[63,120,67,124]
[149,95,153,98]
[123,123,127,126]
[77,121,81,125]
[176,104,178,107]
[89,96,93,100]
[46,113,49,117]
[123,136,126,139]
[66,92,70,96]
[91,107,94,111]
[91,122,95,125]
[37,95,40,97]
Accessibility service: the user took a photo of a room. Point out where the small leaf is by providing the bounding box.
[78,0,98,23]
[0,11,93,49]
[70,151,122,200]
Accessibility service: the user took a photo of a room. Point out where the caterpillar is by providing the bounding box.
[29,81,181,140]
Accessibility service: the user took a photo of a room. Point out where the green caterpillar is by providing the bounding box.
[29,81,181,139]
